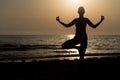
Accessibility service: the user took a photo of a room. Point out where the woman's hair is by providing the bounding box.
[78,7,85,14]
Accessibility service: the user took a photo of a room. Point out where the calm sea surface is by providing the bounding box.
[0,35,120,62]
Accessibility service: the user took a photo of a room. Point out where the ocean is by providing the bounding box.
[0,35,120,62]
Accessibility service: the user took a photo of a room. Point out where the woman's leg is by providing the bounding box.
[62,39,78,49]
[62,38,87,60]
[78,40,87,61]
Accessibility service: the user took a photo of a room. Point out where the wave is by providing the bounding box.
[0,53,120,61]
[0,44,61,51]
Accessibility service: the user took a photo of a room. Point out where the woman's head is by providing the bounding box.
[78,7,85,15]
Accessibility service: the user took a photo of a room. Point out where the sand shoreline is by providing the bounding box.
[0,57,120,80]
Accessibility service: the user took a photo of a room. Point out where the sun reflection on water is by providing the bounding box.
[67,34,75,39]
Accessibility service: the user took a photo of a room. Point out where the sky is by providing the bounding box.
[0,0,120,35]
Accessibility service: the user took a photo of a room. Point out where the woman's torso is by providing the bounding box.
[74,18,88,40]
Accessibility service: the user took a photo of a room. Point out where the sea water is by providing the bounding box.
[0,35,120,62]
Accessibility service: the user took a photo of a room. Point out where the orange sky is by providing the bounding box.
[0,0,120,35]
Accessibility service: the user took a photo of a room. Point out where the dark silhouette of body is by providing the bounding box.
[56,7,104,60]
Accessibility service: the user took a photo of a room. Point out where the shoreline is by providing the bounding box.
[0,52,120,63]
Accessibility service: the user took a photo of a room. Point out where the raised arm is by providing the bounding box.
[56,16,76,28]
[87,16,105,28]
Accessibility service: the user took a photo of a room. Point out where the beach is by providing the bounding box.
[0,35,120,80]
[0,56,120,80]
[1,0,120,80]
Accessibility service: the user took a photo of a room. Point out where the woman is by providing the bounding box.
[56,7,104,60]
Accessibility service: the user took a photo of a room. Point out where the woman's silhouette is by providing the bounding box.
[56,7,104,60]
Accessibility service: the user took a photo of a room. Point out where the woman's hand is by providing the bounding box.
[56,16,60,22]
[101,16,105,21]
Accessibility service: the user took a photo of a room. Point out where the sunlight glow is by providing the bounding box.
[70,0,88,6]
[72,0,79,4]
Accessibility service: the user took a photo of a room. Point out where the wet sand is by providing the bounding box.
[0,56,120,80]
